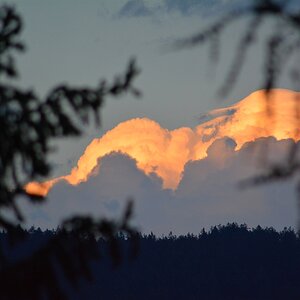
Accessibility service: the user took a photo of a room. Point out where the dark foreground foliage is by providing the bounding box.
[3,223,300,300]
[0,5,139,299]
[0,201,138,300]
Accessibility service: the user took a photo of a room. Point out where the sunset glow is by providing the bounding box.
[25,89,300,196]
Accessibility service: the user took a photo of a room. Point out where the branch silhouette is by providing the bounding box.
[174,0,300,96]
[173,0,300,228]
[0,5,140,298]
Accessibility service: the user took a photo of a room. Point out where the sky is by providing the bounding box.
[9,0,296,171]
[7,0,300,234]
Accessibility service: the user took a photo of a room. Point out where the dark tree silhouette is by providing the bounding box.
[0,5,139,299]
[6,224,300,300]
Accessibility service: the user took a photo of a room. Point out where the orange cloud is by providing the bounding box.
[25,89,300,196]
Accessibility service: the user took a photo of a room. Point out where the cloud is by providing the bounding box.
[26,89,300,196]
[118,0,153,18]
[23,137,298,235]
[176,137,297,233]
[23,89,300,234]
[22,153,172,233]
[117,0,248,18]
[164,0,219,14]
[198,107,236,123]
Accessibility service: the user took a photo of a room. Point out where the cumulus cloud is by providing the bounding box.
[118,0,153,18]
[117,0,248,18]
[176,137,297,232]
[26,89,300,197]
[23,89,300,234]
[22,153,172,233]
[164,0,219,14]
[23,137,298,235]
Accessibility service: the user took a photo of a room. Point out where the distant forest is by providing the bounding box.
[1,223,300,300]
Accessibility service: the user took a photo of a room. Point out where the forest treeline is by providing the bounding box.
[1,223,300,300]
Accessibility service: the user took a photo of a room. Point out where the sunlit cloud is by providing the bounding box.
[26,89,300,196]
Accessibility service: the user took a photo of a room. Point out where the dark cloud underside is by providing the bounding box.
[23,137,298,235]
